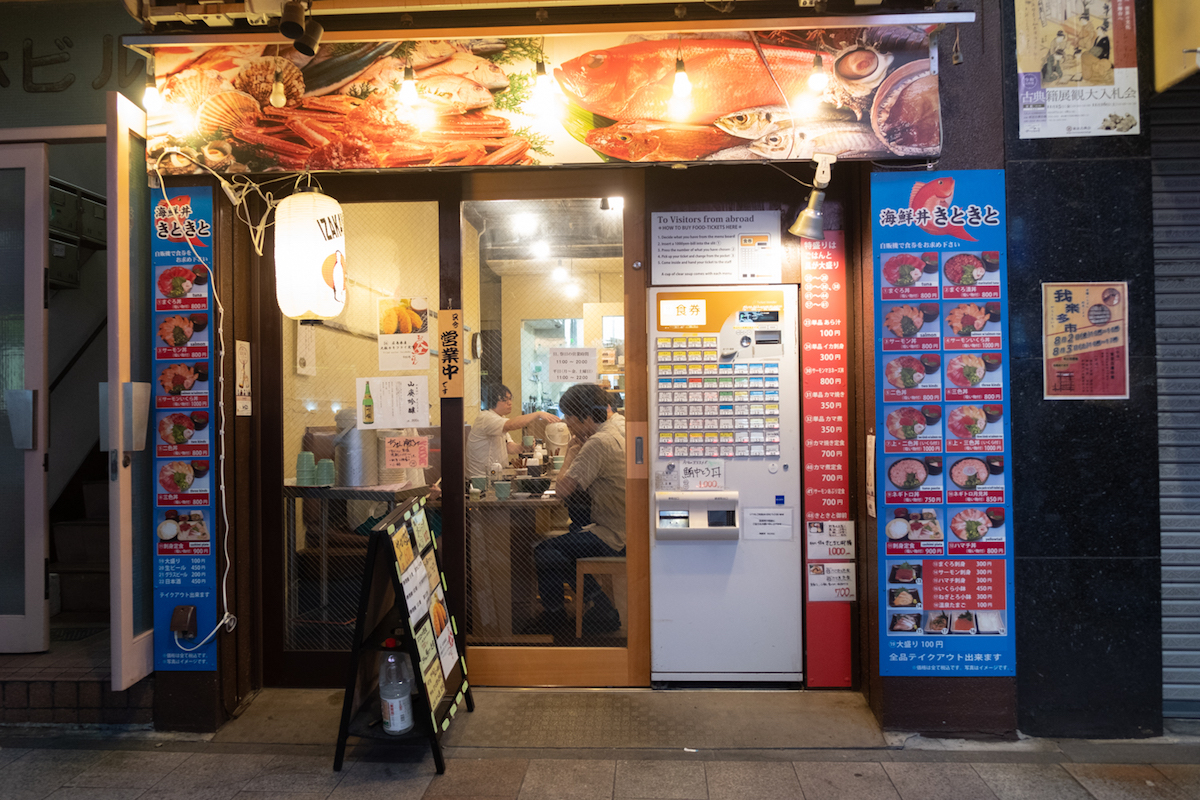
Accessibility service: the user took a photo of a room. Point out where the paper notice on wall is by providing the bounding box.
[357,377,429,428]
[807,562,856,601]
[385,436,430,469]
[744,507,794,540]
[651,210,781,285]
[548,347,597,383]
[806,520,855,560]
[438,309,464,398]
[235,339,252,416]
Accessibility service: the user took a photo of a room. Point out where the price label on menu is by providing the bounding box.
[801,233,850,521]
[923,559,1005,609]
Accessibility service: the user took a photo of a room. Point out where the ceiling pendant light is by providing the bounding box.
[275,187,347,320]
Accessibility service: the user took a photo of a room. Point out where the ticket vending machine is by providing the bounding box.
[648,286,803,681]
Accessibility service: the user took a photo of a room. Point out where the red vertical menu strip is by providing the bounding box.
[802,232,852,688]
[801,232,850,521]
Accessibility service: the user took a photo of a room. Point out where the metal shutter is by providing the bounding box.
[1156,74,1200,719]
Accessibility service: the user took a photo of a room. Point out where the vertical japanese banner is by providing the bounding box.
[872,170,1015,676]
[800,232,854,688]
[439,309,464,398]
[150,186,218,671]
[1042,282,1129,399]
[800,231,850,521]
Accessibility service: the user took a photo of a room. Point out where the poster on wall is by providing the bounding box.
[1015,0,1139,138]
[1042,281,1129,399]
[144,27,940,172]
[872,169,1015,677]
[378,296,431,371]
[150,186,218,671]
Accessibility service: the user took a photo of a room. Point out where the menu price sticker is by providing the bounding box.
[807,562,856,601]
[801,233,850,521]
[806,520,854,560]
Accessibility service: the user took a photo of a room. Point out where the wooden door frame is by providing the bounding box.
[461,169,650,687]
[257,169,648,688]
[258,173,463,687]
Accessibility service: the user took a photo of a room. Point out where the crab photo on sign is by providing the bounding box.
[144,27,940,172]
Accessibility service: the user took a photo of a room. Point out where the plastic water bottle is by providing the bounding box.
[379,650,413,734]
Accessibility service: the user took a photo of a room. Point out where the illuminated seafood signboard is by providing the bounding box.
[146,27,940,172]
[872,170,1016,678]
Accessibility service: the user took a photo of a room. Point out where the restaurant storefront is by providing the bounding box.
[0,0,1167,741]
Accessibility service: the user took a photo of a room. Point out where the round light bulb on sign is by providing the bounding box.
[275,189,348,320]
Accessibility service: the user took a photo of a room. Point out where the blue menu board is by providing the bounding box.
[872,170,1014,676]
[149,187,218,671]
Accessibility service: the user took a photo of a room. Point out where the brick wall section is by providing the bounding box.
[0,677,152,724]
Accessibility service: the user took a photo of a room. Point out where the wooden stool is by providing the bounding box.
[575,556,626,637]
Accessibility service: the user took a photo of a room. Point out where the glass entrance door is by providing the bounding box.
[0,143,50,654]
[460,172,648,686]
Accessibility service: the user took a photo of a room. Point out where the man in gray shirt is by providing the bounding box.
[530,383,625,635]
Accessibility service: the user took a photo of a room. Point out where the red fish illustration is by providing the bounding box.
[909,177,977,242]
[555,38,818,125]
[585,121,742,161]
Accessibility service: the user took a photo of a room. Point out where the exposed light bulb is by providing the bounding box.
[672,57,692,98]
[399,63,419,106]
[143,81,163,113]
[808,54,829,92]
[533,241,550,259]
[606,196,625,211]
[551,266,568,282]
[269,78,288,109]
[535,60,555,96]
[564,282,581,299]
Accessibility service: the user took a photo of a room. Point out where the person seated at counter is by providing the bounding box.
[529,383,625,635]
[466,384,560,479]
[560,387,623,534]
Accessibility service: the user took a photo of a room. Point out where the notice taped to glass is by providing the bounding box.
[1042,282,1129,399]
[651,211,781,285]
[1014,0,1139,139]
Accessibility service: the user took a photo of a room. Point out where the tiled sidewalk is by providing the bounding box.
[1,745,1200,799]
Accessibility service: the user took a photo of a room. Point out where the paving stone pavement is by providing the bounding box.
[0,740,1198,799]
[1,693,1200,799]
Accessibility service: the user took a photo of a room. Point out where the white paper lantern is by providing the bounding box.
[275,189,347,320]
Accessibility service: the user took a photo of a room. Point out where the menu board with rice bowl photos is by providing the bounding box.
[872,170,1014,676]
[150,186,218,673]
[334,495,472,774]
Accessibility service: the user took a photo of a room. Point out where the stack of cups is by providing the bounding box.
[552,455,565,473]
[296,451,316,486]
[316,458,335,486]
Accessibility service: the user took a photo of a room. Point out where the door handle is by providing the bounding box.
[5,389,36,449]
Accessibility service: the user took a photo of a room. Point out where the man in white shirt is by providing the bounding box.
[466,384,559,478]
